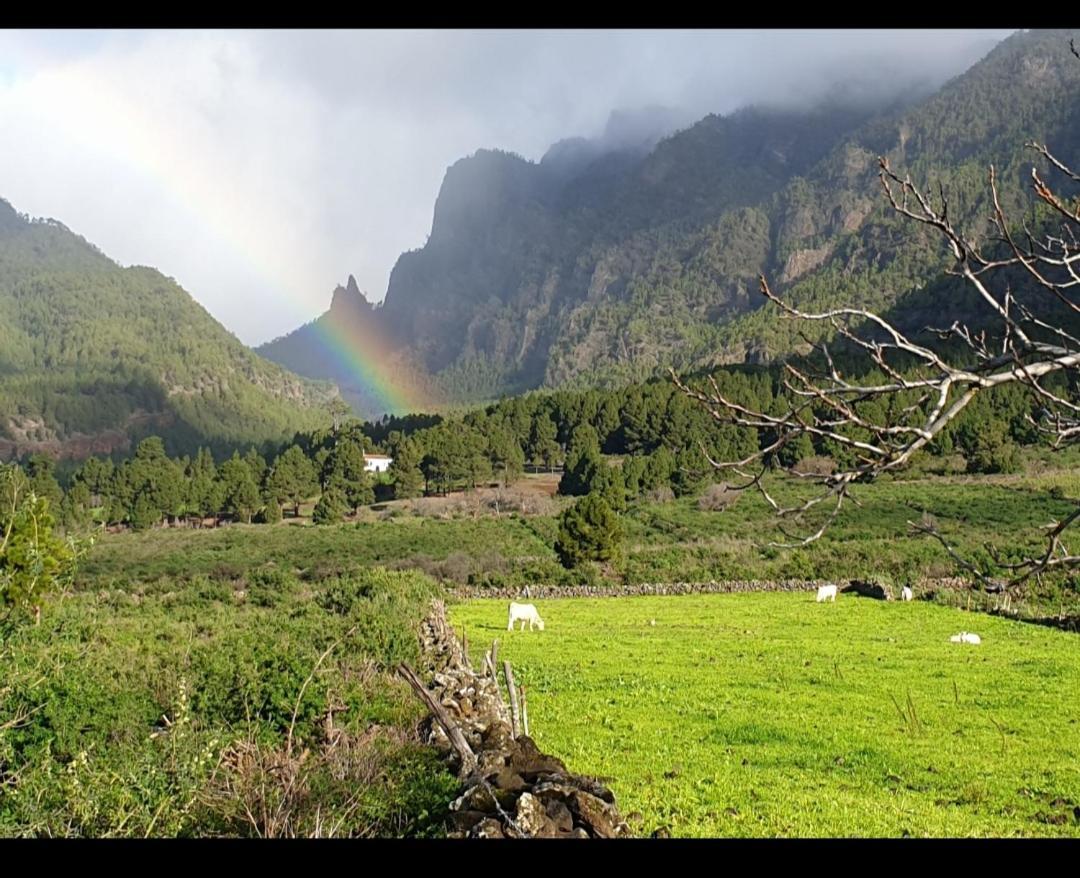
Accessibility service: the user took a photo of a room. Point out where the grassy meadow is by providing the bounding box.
[5,465,1079,836]
[80,468,1080,617]
[451,592,1080,837]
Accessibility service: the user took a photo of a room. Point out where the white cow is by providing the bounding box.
[816,584,838,603]
[508,602,545,631]
[901,586,913,602]
[949,631,982,644]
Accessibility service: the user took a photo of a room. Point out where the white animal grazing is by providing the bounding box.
[949,631,982,644]
[508,602,545,632]
[816,584,838,603]
[901,586,913,602]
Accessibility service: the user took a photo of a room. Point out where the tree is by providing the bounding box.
[324,438,374,514]
[555,492,622,569]
[674,65,1080,591]
[527,414,560,472]
[327,398,352,433]
[313,485,347,525]
[1,464,82,623]
[387,434,424,499]
[266,445,318,517]
[558,424,601,496]
[60,480,95,530]
[487,422,525,487]
[187,448,223,520]
[25,454,63,512]
[219,455,261,524]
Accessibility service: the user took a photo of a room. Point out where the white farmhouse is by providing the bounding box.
[364,453,393,474]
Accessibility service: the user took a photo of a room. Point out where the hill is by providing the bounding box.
[0,198,339,460]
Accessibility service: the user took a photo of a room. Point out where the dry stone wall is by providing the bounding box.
[414,600,630,838]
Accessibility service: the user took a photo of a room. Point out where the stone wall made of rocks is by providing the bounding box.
[450,577,970,601]
[415,600,630,839]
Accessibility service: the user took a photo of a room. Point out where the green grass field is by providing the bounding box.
[451,593,1080,837]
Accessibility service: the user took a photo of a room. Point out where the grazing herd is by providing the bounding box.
[510,584,982,644]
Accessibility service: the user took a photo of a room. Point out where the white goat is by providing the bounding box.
[901,586,913,602]
[507,601,545,632]
[949,631,982,644]
[816,584,838,603]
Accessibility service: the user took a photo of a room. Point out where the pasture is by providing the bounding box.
[451,592,1080,837]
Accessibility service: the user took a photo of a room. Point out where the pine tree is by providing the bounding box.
[555,492,622,569]
[387,435,424,499]
[313,485,347,525]
[267,444,318,517]
[219,455,261,524]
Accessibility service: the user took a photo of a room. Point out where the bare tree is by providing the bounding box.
[673,126,1080,592]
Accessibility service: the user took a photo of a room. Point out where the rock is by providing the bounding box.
[490,767,527,792]
[453,783,498,813]
[472,818,506,839]
[516,792,557,837]
[651,827,671,838]
[450,810,490,831]
[568,790,620,838]
[544,797,575,833]
[510,736,569,779]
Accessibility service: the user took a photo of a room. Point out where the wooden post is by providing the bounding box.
[521,685,529,737]
[503,660,522,738]
[461,625,468,660]
[397,663,476,775]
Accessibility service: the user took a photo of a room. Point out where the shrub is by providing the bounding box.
[698,483,740,512]
[792,456,837,477]
[313,488,347,525]
[644,486,675,504]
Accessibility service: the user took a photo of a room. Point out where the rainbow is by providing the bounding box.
[304,307,434,418]
[6,45,438,419]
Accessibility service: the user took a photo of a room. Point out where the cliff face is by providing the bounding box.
[261,31,1080,414]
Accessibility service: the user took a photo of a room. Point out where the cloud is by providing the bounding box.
[0,29,1014,345]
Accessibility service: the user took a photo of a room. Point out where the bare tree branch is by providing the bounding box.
[674,91,1080,590]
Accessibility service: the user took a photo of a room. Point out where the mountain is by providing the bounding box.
[255,274,432,416]
[260,30,1080,412]
[0,199,339,461]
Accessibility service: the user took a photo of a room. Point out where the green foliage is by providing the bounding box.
[387,434,424,500]
[313,486,347,525]
[555,492,622,568]
[453,592,1080,837]
[0,199,336,459]
[266,445,317,517]
[0,464,82,620]
[0,566,454,837]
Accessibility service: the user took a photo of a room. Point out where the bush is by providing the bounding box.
[246,568,299,608]
[698,483,740,512]
[792,456,837,477]
[644,486,675,504]
[313,488,347,525]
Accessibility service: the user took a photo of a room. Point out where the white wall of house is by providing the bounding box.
[364,455,393,473]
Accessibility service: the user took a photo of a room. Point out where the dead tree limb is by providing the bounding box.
[397,663,476,775]
[503,660,522,738]
[674,100,1080,590]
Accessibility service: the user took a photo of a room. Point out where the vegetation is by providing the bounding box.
[452,593,1080,837]
[0,567,457,837]
[257,30,1080,420]
[0,199,336,461]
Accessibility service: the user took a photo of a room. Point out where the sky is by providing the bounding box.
[0,29,1016,346]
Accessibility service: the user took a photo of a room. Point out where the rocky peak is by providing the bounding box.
[328,274,374,316]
